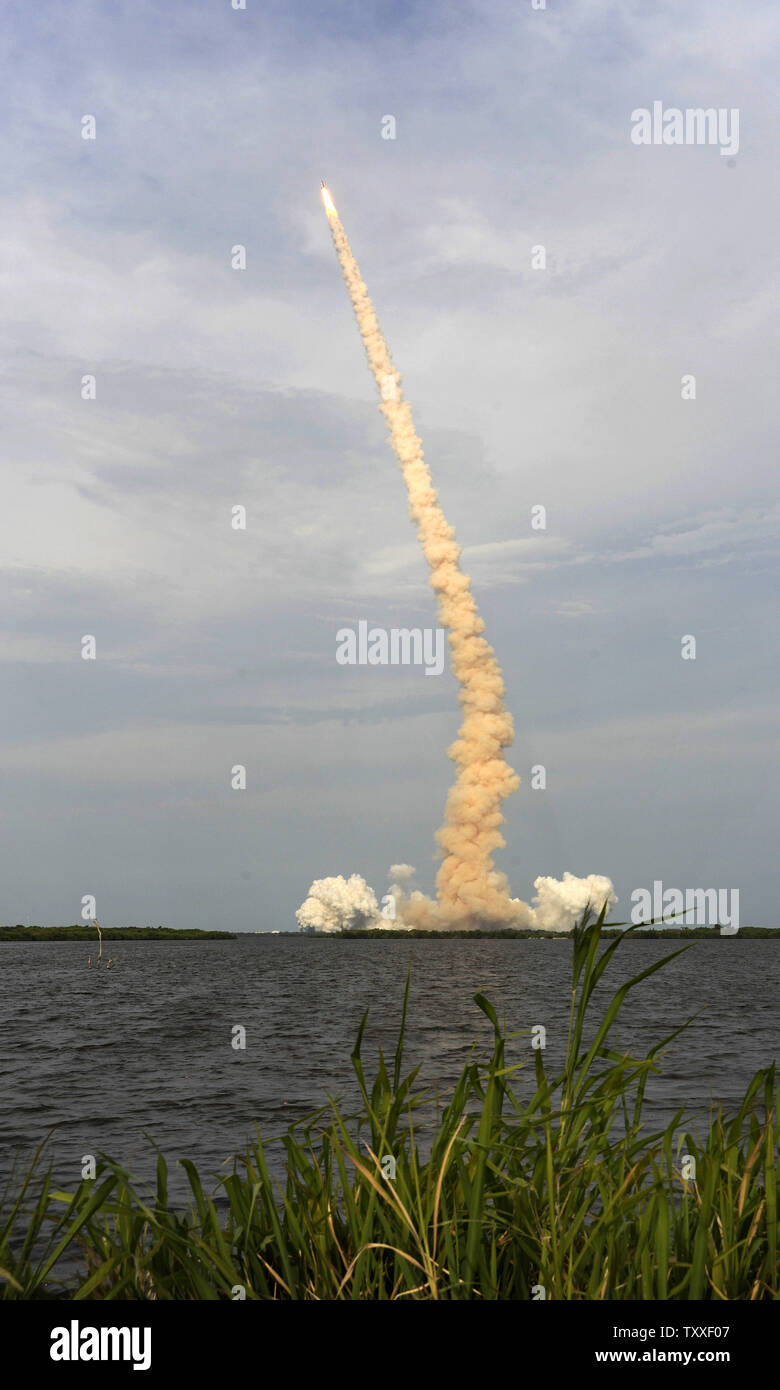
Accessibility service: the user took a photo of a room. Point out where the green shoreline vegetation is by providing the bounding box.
[2,925,776,941]
[336,925,779,939]
[0,926,236,941]
[1,907,776,1300]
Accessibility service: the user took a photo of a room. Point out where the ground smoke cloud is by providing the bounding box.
[296,870,617,934]
[296,875,382,934]
[299,191,615,933]
[530,874,617,932]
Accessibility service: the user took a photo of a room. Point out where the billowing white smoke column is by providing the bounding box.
[303,189,615,933]
[296,875,383,934]
[531,874,617,931]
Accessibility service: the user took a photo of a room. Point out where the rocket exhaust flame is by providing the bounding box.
[301,186,616,932]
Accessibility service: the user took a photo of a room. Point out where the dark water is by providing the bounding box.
[0,938,777,1205]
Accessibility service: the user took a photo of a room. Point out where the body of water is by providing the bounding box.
[1,937,776,1204]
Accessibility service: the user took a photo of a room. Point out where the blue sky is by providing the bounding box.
[1,0,777,929]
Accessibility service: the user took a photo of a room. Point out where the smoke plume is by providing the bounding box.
[300,190,615,933]
[326,198,522,927]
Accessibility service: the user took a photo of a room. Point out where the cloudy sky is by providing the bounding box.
[1,0,777,931]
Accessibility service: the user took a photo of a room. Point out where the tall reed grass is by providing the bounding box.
[1,908,776,1299]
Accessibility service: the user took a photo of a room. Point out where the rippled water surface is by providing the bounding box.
[1,937,777,1202]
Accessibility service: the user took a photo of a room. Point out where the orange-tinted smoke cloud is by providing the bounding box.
[324,189,524,927]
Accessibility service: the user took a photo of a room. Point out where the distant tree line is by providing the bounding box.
[333,925,778,940]
[0,926,236,941]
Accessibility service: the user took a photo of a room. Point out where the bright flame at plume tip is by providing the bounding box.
[321,184,337,216]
